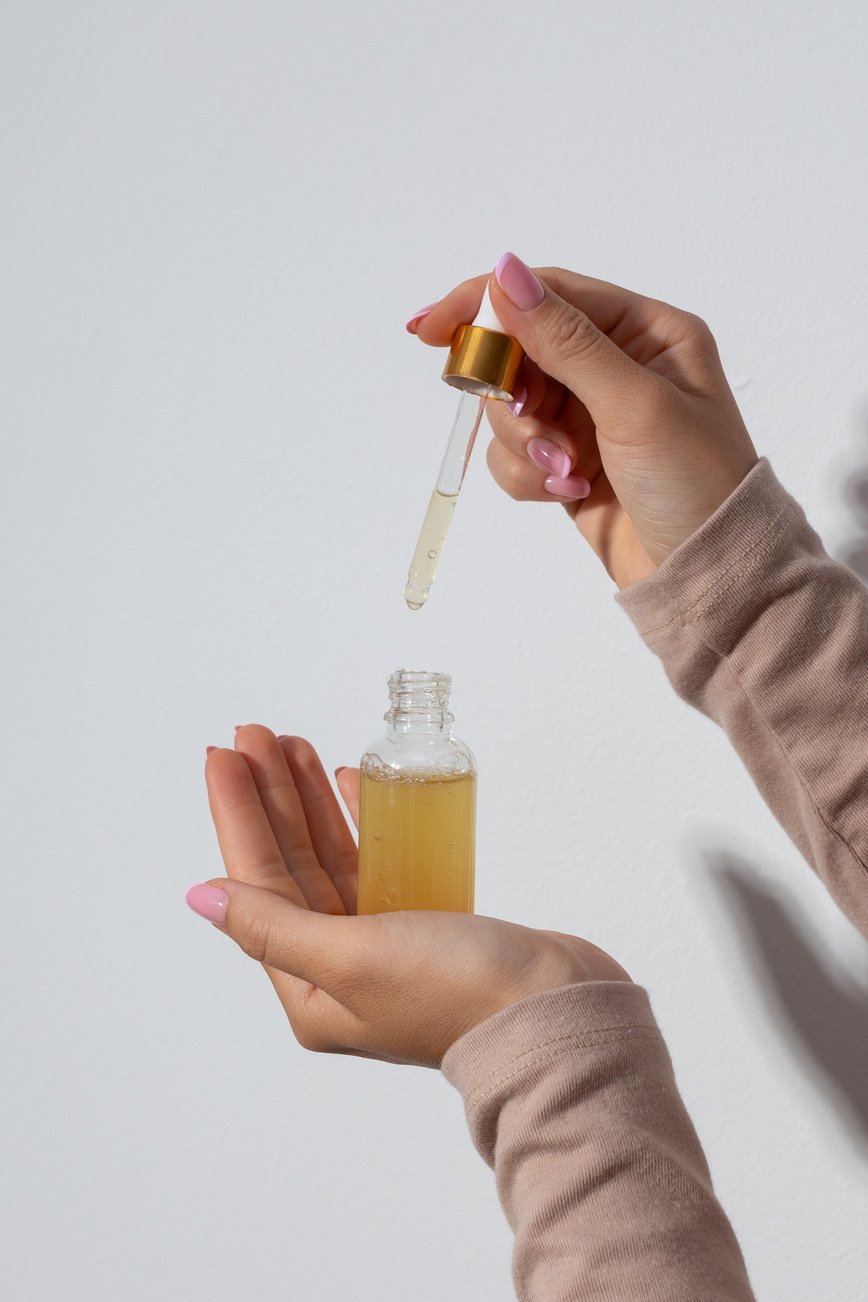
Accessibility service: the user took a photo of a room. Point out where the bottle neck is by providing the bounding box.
[384,669,454,735]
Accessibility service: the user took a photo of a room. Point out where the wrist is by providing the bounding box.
[615,456,790,631]
[496,935,631,1016]
[442,938,631,1063]
[630,456,759,578]
[442,980,661,1098]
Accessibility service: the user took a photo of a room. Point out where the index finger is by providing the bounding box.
[205,748,309,909]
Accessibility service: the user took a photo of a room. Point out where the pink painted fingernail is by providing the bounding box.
[528,436,572,479]
[205,746,216,760]
[405,304,435,334]
[494,252,545,311]
[508,384,527,417]
[544,474,591,501]
[185,883,229,924]
[234,725,242,736]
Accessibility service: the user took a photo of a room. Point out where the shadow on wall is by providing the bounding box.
[708,852,868,1156]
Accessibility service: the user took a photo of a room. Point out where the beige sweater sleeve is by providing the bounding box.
[616,455,868,937]
[441,982,754,1300]
[443,458,868,1298]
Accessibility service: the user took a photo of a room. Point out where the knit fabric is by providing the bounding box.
[443,460,868,1298]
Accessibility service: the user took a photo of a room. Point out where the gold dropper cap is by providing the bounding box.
[441,283,524,401]
[442,325,523,401]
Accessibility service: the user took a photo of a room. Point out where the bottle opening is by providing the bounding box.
[386,668,452,720]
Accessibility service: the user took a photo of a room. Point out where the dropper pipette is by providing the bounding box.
[403,286,523,611]
[403,393,486,610]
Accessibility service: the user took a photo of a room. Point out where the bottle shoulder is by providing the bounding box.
[361,730,476,777]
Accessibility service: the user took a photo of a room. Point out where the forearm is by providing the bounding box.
[442,983,753,1301]
[617,458,868,936]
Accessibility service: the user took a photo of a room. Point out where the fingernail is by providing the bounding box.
[508,384,527,417]
[405,304,435,334]
[205,745,216,759]
[185,883,229,925]
[544,474,591,501]
[528,436,572,479]
[335,766,347,779]
[234,725,242,736]
[494,252,545,311]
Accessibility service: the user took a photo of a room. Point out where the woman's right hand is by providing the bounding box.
[409,255,758,589]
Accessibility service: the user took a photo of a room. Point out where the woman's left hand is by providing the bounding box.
[192,725,629,1068]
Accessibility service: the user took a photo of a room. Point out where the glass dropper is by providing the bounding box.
[403,392,487,610]
[403,286,523,611]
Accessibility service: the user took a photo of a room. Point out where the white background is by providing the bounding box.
[3,1,868,1298]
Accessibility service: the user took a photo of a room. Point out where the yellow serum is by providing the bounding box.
[357,767,476,914]
[403,490,458,611]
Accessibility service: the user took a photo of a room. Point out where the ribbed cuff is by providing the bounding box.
[615,458,805,639]
[441,981,662,1105]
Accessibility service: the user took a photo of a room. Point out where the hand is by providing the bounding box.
[409,254,758,588]
[192,725,629,1068]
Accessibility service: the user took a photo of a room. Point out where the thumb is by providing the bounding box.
[489,252,650,417]
[185,878,360,994]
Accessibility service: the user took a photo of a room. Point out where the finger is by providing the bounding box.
[527,265,662,345]
[234,726,345,916]
[564,473,647,581]
[187,877,369,1000]
[187,879,427,1061]
[415,264,724,403]
[487,390,602,486]
[411,273,488,346]
[335,766,360,830]
[413,264,659,352]
[502,358,564,422]
[486,439,593,504]
[485,437,639,578]
[205,748,308,909]
[277,736,358,915]
[487,254,659,422]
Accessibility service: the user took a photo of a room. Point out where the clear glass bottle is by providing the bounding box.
[357,669,476,914]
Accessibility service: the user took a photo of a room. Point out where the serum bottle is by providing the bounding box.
[357,669,476,914]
